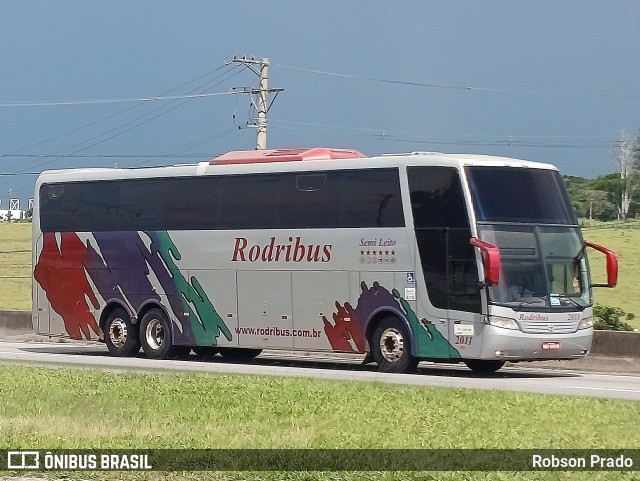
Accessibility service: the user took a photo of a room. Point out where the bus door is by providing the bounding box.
[413,227,482,358]
[445,228,483,357]
[408,166,482,359]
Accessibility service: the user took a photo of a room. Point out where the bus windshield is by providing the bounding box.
[466,166,590,309]
[466,166,576,225]
[478,225,590,309]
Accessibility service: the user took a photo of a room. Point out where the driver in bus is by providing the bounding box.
[505,272,532,301]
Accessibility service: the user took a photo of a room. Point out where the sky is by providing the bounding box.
[1,1,640,206]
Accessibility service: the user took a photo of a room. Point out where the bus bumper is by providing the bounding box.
[477,326,593,361]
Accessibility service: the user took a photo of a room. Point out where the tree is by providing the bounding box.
[564,175,616,220]
[591,173,627,221]
[583,189,613,220]
[612,130,640,221]
[563,175,590,217]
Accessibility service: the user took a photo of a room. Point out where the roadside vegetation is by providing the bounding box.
[0,364,638,481]
[0,222,30,311]
[580,225,640,330]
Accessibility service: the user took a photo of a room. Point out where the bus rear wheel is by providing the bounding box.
[140,308,178,360]
[371,316,419,373]
[464,360,505,373]
[218,347,263,359]
[104,307,140,357]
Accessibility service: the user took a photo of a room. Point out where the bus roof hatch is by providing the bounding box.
[211,148,365,165]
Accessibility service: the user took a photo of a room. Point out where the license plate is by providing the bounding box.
[542,341,561,350]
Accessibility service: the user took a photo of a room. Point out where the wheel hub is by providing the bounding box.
[145,318,165,350]
[379,327,404,362]
[108,318,128,348]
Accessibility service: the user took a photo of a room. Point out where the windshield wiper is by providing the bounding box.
[510,298,546,310]
[493,295,545,310]
[554,295,585,311]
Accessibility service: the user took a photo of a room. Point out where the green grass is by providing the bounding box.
[5,366,633,449]
[581,226,640,330]
[0,222,31,311]
[0,365,638,480]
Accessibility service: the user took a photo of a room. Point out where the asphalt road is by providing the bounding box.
[1,340,640,400]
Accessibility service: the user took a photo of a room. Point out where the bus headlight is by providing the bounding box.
[487,316,520,330]
[578,316,594,330]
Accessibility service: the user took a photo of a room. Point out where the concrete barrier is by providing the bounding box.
[591,330,640,357]
[0,310,32,334]
[0,309,638,357]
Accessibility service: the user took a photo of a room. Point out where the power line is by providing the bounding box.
[0,91,235,108]
[268,121,619,149]
[269,118,617,141]
[6,64,235,156]
[14,65,245,173]
[157,128,237,158]
[48,69,242,163]
[2,153,212,159]
[275,64,640,99]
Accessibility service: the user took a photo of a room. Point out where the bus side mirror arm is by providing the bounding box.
[470,237,501,287]
[584,241,618,288]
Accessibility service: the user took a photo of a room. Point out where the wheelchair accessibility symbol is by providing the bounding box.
[406,272,415,284]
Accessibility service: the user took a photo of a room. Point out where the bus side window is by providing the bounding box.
[341,170,404,228]
[296,173,326,192]
[280,172,339,229]
[408,166,480,313]
[40,183,76,232]
[118,180,163,230]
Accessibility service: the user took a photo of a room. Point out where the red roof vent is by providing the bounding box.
[211,147,365,165]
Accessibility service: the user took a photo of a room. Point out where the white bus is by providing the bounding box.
[32,148,618,373]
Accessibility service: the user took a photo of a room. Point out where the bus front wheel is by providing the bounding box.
[140,308,176,360]
[464,360,505,373]
[104,308,140,357]
[371,316,419,373]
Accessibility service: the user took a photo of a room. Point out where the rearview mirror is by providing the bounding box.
[584,242,618,288]
[470,237,501,287]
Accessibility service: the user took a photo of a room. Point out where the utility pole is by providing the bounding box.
[229,56,283,150]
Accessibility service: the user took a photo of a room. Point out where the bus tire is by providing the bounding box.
[218,347,262,359]
[104,307,140,357]
[371,316,419,373]
[139,308,175,360]
[464,360,505,373]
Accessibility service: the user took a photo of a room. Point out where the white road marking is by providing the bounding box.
[565,386,640,394]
